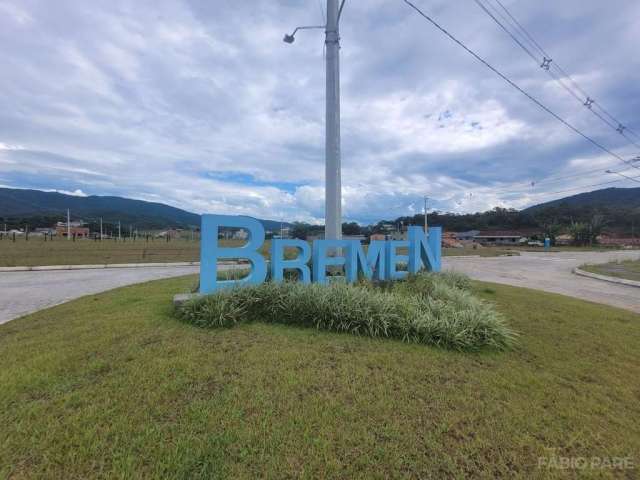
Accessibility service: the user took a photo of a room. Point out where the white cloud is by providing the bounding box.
[50,189,88,197]
[0,0,638,223]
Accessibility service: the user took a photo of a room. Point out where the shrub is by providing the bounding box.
[175,272,516,351]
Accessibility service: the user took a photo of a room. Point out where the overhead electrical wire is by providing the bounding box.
[401,0,640,180]
[490,166,640,194]
[478,0,640,149]
[492,0,640,144]
[606,169,640,184]
[499,173,640,197]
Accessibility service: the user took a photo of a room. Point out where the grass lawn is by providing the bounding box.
[0,237,201,267]
[512,245,633,253]
[0,238,514,267]
[582,258,640,282]
[1,277,639,478]
[442,246,518,257]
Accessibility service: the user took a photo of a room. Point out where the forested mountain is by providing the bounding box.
[0,188,288,230]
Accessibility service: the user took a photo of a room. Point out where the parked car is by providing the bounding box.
[527,240,544,247]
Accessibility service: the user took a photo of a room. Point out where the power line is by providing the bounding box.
[605,169,640,184]
[500,172,640,197]
[486,0,640,146]
[498,163,640,191]
[402,0,640,173]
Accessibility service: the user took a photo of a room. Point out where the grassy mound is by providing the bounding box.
[176,272,516,351]
[2,276,639,478]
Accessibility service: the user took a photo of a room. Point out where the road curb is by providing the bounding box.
[0,262,202,272]
[173,293,202,307]
[573,267,640,288]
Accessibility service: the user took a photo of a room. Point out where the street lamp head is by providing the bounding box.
[283,33,295,44]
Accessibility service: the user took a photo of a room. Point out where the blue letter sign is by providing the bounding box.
[270,239,311,283]
[200,215,267,293]
[199,215,441,293]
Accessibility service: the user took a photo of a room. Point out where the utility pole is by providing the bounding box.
[284,1,345,241]
[100,217,103,240]
[67,209,71,240]
[325,0,341,241]
[118,221,121,241]
[424,196,429,233]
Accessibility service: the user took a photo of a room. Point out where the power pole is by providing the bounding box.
[424,196,429,233]
[118,221,121,241]
[283,0,345,241]
[325,0,341,241]
[100,218,103,240]
[67,209,71,240]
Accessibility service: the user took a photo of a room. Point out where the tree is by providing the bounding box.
[289,222,310,240]
[342,222,361,235]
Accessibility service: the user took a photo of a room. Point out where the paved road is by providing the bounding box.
[1,251,638,325]
[0,265,199,324]
[444,250,640,314]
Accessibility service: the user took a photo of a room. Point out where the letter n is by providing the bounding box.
[408,226,441,273]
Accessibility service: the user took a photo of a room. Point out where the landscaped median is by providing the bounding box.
[1,275,638,478]
[176,272,516,351]
[575,258,640,287]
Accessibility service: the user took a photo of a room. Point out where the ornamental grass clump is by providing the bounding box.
[176,272,516,351]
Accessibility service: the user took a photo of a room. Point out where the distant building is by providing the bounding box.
[369,233,388,241]
[55,222,89,238]
[555,234,573,246]
[473,230,525,246]
[343,235,367,242]
[454,230,480,241]
[597,235,640,247]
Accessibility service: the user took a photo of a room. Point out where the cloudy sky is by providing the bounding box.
[1,0,639,223]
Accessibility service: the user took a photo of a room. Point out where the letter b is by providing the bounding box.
[200,215,267,294]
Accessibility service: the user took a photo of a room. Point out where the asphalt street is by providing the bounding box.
[1,250,638,324]
[444,250,640,314]
[0,265,199,324]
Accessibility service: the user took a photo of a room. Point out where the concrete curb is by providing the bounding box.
[573,267,640,288]
[173,293,202,307]
[0,262,201,272]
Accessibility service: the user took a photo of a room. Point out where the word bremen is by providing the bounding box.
[200,215,441,294]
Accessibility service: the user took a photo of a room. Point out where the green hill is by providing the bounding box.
[524,187,640,212]
[0,188,288,230]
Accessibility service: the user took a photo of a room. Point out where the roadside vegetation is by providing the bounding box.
[581,258,640,282]
[0,237,521,267]
[176,272,515,351]
[0,236,201,266]
[1,275,639,478]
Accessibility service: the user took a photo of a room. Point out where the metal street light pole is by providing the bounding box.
[423,196,429,233]
[325,0,341,241]
[284,1,346,241]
